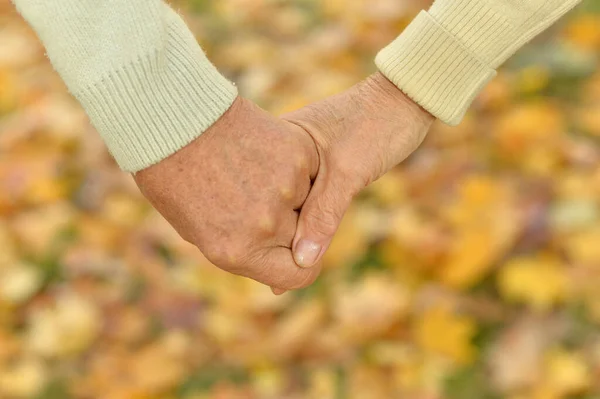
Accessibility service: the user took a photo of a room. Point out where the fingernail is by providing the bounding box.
[271,287,287,295]
[294,239,321,268]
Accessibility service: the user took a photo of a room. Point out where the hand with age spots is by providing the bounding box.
[134,73,433,294]
[134,97,322,291]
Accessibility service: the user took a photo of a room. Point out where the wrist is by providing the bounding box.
[360,72,435,128]
[375,10,496,126]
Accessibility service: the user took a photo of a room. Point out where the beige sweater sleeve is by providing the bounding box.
[376,0,582,126]
[14,1,582,171]
[12,0,238,172]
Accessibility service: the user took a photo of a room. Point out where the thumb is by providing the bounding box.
[293,166,355,268]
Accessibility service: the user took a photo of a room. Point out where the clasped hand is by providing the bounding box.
[134,73,434,293]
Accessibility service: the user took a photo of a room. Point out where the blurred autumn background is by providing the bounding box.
[2,0,600,398]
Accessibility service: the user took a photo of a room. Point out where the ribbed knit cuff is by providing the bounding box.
[75,12,238,172]
[375,11,496,126]
[429,0,583,68]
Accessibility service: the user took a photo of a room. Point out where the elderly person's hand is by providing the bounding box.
[285,73,434,269]
[135,74,433,294]
[134,97,322,291]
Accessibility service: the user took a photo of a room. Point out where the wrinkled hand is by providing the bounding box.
[284,72,434,269]
[134,97,322,291]
[134,74,433,294]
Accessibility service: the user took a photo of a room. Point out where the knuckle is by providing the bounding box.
[278,186,294,202]
[206,241,251,271]
[257,214,276,235]
[295,154,309,171]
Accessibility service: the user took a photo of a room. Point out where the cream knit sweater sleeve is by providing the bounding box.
[376,0,582,126]
[14,1,581,171]
[12,0,238,172]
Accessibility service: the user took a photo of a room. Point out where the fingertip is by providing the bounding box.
[271,287,287,295]
[293,238,322,268]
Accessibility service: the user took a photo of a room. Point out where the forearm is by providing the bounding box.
[12,0,237,172]
[376,0,582,126]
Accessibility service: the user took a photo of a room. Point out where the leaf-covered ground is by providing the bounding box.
[1,0,600,398]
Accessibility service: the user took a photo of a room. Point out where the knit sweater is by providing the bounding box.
[13,0,581,172]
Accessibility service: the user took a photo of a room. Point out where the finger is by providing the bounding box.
[269,208,298,248]
[292,166,356,268]
[271,287,287,295]
[277,122,320,210]
[290,159,313,210]
[274,139,316,211]
[253,246,322,290]
[286,122,320,180]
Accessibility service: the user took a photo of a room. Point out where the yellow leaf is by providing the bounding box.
[522,146,561,177]
[101,193,145,228]
[27,176,68,203]
[308,367,337,399]
[414,304,477,364]
[323,209,368,268]
[517,66,550,94]
[441,176,520,288]
[252,365,286,398]
[129,344,187,394]
[440,227,499,288]
[575,104,600,136]
[562,14,600,51]
[0,222,16,264]
[444,175,508,227]
[493,103,564,155]
[539,349,591,397]
[0,357,48,398]
[367,172,406,206]
[0,69,17,113]
[27,293,101,357]
[0,262,42,304]
[583,72,600,102]
[565,227,600,265]
[497,256,570,312]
